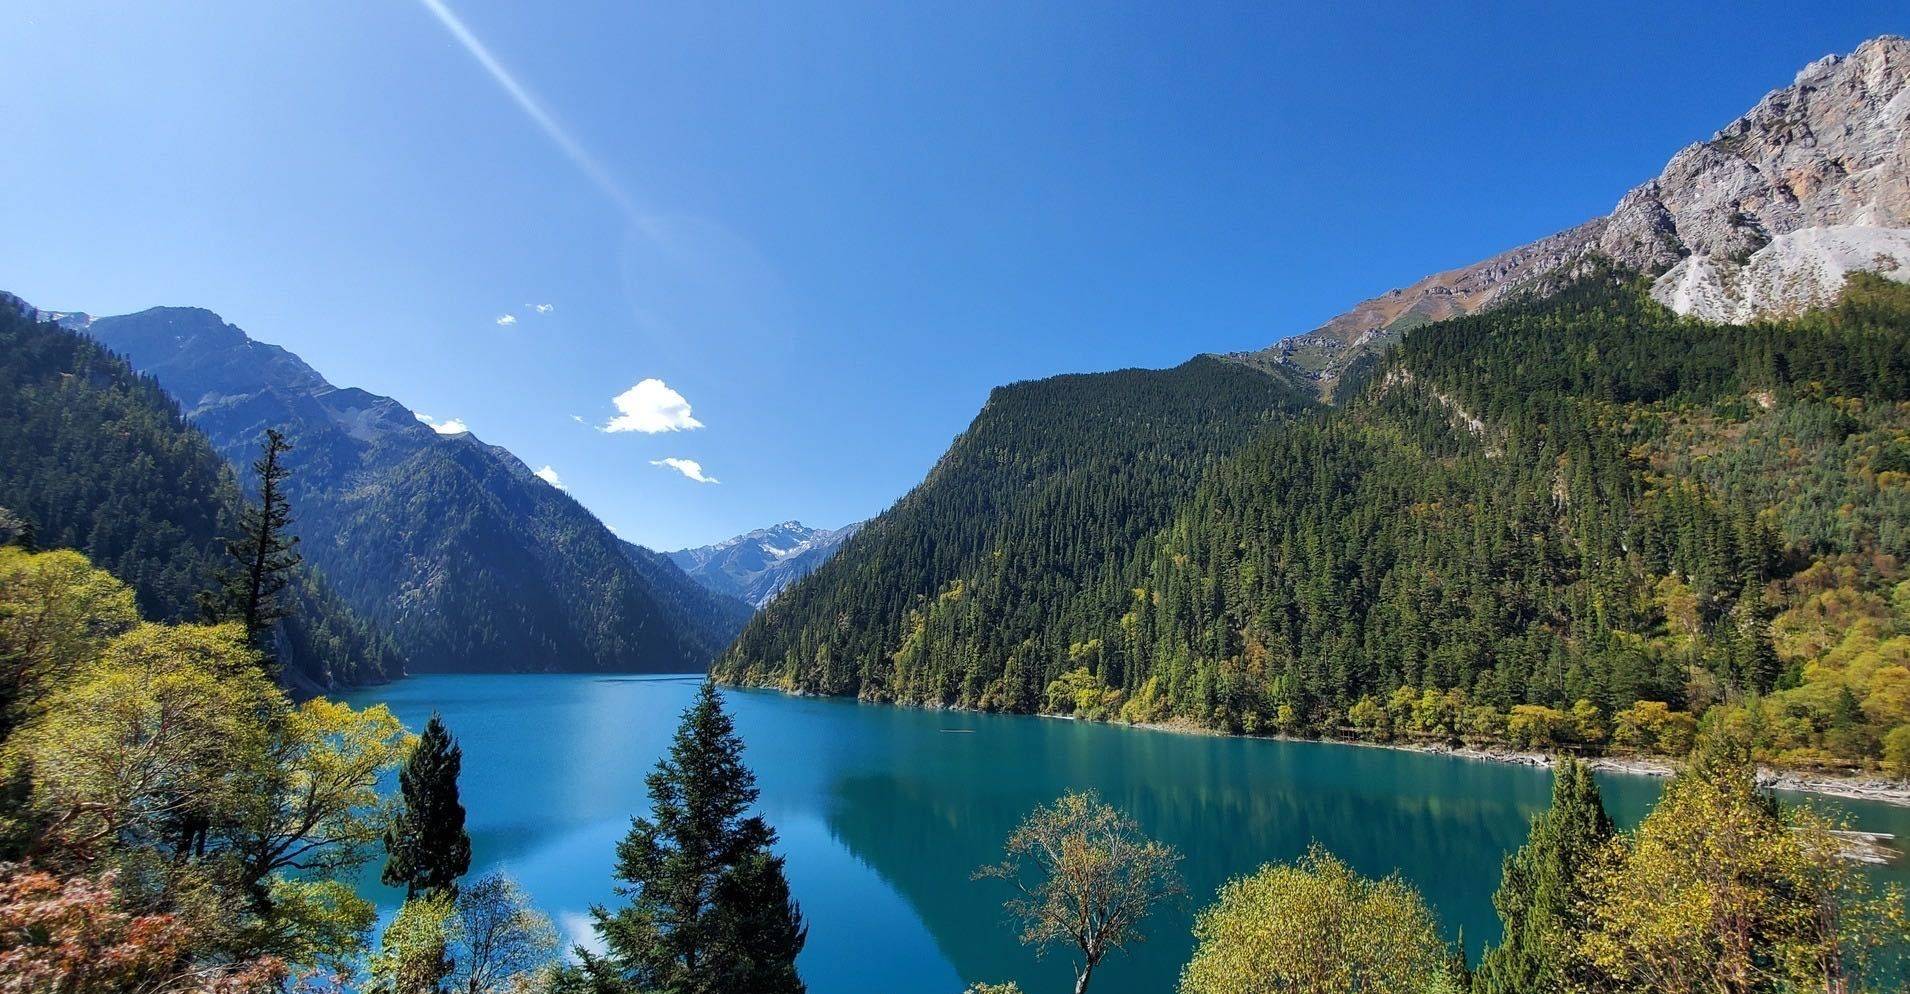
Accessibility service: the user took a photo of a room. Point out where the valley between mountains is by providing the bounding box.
[10,37,1910,790]
[11,22,1910,994]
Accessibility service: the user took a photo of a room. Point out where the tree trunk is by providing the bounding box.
[1074,961,1095,994]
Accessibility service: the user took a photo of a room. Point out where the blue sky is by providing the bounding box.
[2,3,1902,550]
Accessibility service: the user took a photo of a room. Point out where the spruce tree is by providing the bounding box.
[213,428,301,659]
[1472,758,1612,994]
[710,851,808,992]
[383,714,473,900]
[571,681,806,994]
[0,507,28,548]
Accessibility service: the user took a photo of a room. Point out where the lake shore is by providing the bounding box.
[1374,740,1910,808]
[1132,721,1910,808]
[1125,718,1910,808]
[732,682,1910,809]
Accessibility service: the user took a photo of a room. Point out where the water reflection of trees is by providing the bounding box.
[817,721,1579,992]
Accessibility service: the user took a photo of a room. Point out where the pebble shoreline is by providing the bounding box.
[1399,742,1910,808]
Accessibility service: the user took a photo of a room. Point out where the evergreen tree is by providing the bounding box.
[1446,927,1473,992]
[709,851,807,993]
[1473,758,1613,994]
[569,681,805,994]
[0,304,395,687]
[213,428,301,660]
[383,714,473,900]
[0,507,28,548]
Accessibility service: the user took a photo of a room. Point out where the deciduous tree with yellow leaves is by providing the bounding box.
[0,546,414,988]
[1573,739,1910,993]
[1179,845,1455,994]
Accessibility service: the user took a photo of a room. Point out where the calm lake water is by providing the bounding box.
[345,674,1910,994]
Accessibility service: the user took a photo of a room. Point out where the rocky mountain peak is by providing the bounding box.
[668,519,864,608]
[4,293,94,332]
[1251,35,1910,382]
[1602,34,1910,272]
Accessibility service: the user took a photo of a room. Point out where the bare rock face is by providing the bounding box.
[1259,220,1605,375]
[1651,224,1910,322]
[1610,36,1910,269]
[1253,35,1910,382]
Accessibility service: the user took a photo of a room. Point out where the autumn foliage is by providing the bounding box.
[0,867,284,994]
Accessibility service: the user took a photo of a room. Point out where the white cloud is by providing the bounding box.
[416,413,470,435]
[559,911,605,956]
[602,379,703,434]
[495,313,518,326]
[533,303,555,314]
[570,414,585,424]
[650,457,718,484]
[533,465,565,489]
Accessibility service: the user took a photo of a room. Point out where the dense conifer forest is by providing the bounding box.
[716,273,1910,773]
[721,357,1317,704]
[0,298,398,688]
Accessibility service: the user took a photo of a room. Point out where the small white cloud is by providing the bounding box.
[559,911,605,956]
[416,413,470,435]
[570,414,585,424]
[602,379,703,434]
[650,457,718,484]
[533,465,565,489]
[495,313,518,326]
[532,303,555,314]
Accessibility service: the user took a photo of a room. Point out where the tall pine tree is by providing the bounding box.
[212,428,301,661]
[567,681,806,994]
[1472,757,1613,994]
[383,714,473,900]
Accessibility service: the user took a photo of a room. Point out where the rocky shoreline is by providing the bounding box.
[1122,721,1910,809]
[738,681,1910,810]
[1404,741,1910,807]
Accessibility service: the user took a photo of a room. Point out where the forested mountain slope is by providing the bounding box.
[80,305,749,673]
[717,37,1910,773]
[720,274,1910,769]
[0,297,397,689]
[1114,275,1908,734]
[716,356,1317,702]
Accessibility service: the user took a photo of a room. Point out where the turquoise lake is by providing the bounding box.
[346,674,1910,994]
